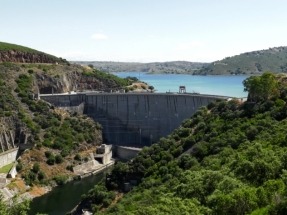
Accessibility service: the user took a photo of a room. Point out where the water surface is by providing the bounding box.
[29,172,105,215]
[114,72,248,98]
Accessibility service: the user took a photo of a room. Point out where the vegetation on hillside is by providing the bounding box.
[0,41,67,64]
[0,42,43,53]
[76,61,208,74]
[76,46,287,76]
[83,68,133,87]
[0,59,136,188]
[197,46,287,75]
[0,197,30,215]
[0,43,154,212]
[78,72,287,214]
[0,64,102,187]
[14,72,102,185]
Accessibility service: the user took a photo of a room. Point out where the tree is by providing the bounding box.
[0,196,30,215]
[243,72,279,102]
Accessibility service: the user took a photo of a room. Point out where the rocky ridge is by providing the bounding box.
[0,41,66,64]
[0,50,65,64]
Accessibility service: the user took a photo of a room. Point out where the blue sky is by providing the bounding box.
[1,0,287,62]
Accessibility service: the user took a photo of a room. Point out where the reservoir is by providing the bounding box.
[113,72,249,98]
[29,171,106,215]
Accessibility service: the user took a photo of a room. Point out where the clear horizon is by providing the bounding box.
[1,0,287,63]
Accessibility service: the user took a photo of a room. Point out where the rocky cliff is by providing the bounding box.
[0,50,65,64]
[0,41,66,64]
[34,65,127,94]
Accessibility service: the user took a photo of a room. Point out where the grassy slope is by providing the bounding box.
[0,42,42,53]
[0,162,14,173]
[0,41,65,63]
[197,46,287,75]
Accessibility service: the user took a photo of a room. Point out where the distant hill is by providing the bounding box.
[74,61,209,74]
[0,41,67,64]
[76,47,287,75]
[196,46,287,75]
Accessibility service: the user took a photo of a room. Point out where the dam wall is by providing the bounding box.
[0,148,18,168]
[41,93,225,147]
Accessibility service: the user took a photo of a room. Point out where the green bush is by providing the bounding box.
[38,171,46,181]
[55,155,63,164]
[32,163,40,173]
[74,154,81,161]
[47,155,55,165]
[16,163,23,172]
[66,165,74,172]
[44,151,52,158]
[54,175,68,186]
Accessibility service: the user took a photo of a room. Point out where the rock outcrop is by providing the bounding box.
[35,70,123,94]
[0,50,64,64]
[0,117,30,152]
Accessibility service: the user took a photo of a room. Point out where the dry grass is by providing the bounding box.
[130,82,150,92]
[29,185,48,197]
[7,178,27,193]
[19,145,97,180]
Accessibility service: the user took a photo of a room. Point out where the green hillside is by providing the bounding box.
[0,41,66,64]
[75,46,287,75]
[76,73,287,214]
[0,42,43,53]
[196,46,287,75]
[75,61,208,74]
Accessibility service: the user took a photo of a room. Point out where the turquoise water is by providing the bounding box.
[114,72,249,98]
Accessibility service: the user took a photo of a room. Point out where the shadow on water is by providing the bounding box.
[29,171,106,215]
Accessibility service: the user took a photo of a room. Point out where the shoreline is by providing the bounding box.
[30,160,115,199]
[2,160,115,203]
[79,160,115,179]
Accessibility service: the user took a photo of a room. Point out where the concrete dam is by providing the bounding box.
[41,93,227,147]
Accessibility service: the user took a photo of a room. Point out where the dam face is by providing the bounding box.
[41,93,225,147]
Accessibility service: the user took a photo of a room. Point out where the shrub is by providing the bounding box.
[148,86,154,91]
[38,171,46,181]
[55,155,64,164]
[61,148,70,157]
[32,163,40,173]
[43,139,52,147]
[66,165,74,172]
[45,151,52,158]
[16,163,23,172]
[28,69,34,74]
[54,175,68,185]
[47,155,55,165]
[74,154,81,161]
